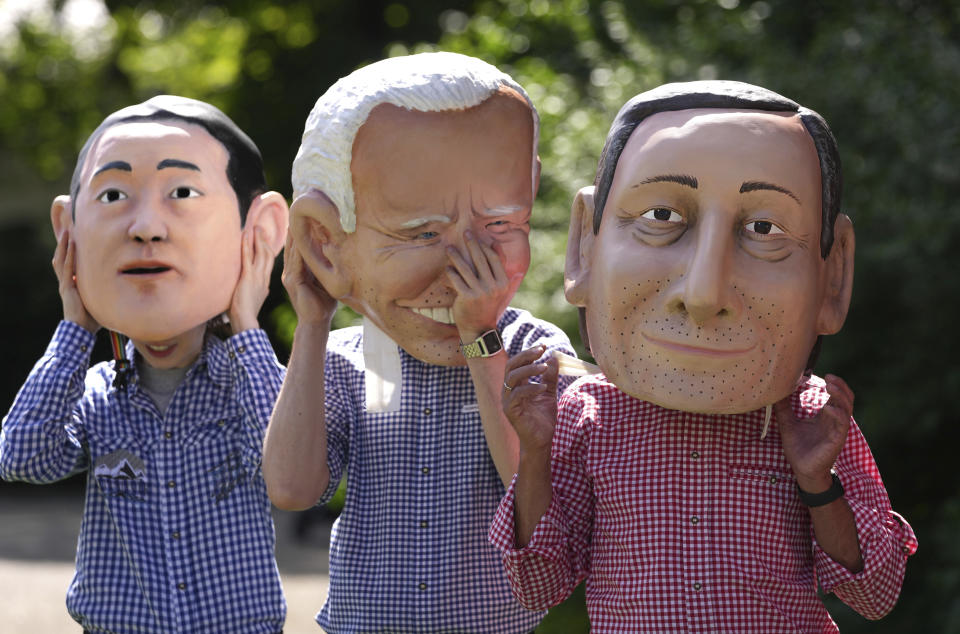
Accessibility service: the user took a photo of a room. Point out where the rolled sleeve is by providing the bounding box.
[814,499,916,619]
[490,475,586,611]
[812,421,917,620]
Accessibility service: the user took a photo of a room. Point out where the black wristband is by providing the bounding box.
[796,472,844,507]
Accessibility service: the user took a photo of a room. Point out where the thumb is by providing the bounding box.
[772,395,794,426]
[542,355,560,394]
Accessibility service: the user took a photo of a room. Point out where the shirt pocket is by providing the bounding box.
[94,474,148,503]
[453,405,500,487]
[184,412,263,504]
[723,464,811,580]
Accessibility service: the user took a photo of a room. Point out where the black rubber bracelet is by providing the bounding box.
[796,472,844,507]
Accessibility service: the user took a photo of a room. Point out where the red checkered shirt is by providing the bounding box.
[489,374,917,633]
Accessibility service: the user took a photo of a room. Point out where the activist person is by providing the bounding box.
[0,95,289,633]
[263,52,575,632]
[491,80,916,632]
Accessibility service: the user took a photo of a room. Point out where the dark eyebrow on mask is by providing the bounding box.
[157,158,201,171]
[740,180,801,204]
[633,173,698,189]
[93,161,132,177]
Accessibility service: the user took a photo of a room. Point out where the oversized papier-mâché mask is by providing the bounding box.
[52,96,272,343]
[564,81,855,415]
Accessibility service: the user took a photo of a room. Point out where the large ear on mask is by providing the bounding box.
[243,191,289,256]
[50,195,73,241]
[288,190,353,299]
[816,213,855,335]
[564,186,597,307]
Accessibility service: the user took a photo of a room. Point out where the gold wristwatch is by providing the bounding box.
[459,329,503,359]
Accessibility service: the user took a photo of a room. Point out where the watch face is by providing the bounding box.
[482,330,503,354]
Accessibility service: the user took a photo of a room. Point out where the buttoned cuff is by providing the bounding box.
[50,320,97,364]
[489,474,576,611]
[226,328,274,362]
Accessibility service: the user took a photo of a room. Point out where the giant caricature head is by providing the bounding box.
[565,81,855,414]
[290,52,540,366]
[50,95,287,346]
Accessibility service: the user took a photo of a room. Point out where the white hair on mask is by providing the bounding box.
[291,51,540,232]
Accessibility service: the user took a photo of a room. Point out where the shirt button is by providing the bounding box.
[769,475,779,484]
[172,531,181,540]
[693,582,702,591]
[80,344,88,352]
[177,582,186,591]
[690,516,699,525]
[690,450,700,459]
[218,419,226,427]
[418,582,427,591]
[164,431,173,439]
[421,467,430,475]
[423,408,432,415]
[167,480,176,489]
[419,520,428,528]
[237,345,246,354]
[228,351,236,360]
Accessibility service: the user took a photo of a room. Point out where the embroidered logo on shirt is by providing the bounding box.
[94,449,147,502]
[94,449,146,480]
[209,450,250,502]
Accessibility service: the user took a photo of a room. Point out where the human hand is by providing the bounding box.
[776,374,854,493]
[502,345,559,454]
[281,233,337,328]
[227,226,277,334]
[53,229,99,334]
[446,231,521,342]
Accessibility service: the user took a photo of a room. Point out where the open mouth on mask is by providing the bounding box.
[122,266,172,275]
[410,306,455,325]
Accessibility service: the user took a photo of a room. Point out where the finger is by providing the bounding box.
[446,243,479,287]
[505,381,550,407]
[240,227,253,274]
[542,356,560,392]
[254,228,274,281]
[505,345,547,373]
[822,388,854,423]
[824,374,855,409]
[52,229,68,275]
[464,232,497,285]
[281,237,305,288]
[505,360,550,389]
[282,232,295,270]
[445,265,470,296]
[64,237,78,283]
[476,238,507,285]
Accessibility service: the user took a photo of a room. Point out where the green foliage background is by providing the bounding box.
[1,1,957,631]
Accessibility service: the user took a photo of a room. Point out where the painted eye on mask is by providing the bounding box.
[641,207,684,223]
[169,186,202,200]
[744,220,785,236]
[486,219,514,234]
[96,189,128,203]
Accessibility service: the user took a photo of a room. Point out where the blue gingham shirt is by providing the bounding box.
[317,307,575,633]
[0,321,286,633]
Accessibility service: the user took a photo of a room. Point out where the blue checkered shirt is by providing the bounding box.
[0,321,286,633]
[316,307,574,633]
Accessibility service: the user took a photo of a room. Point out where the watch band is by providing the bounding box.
[459,329,503,359]
[796,471,844,507]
